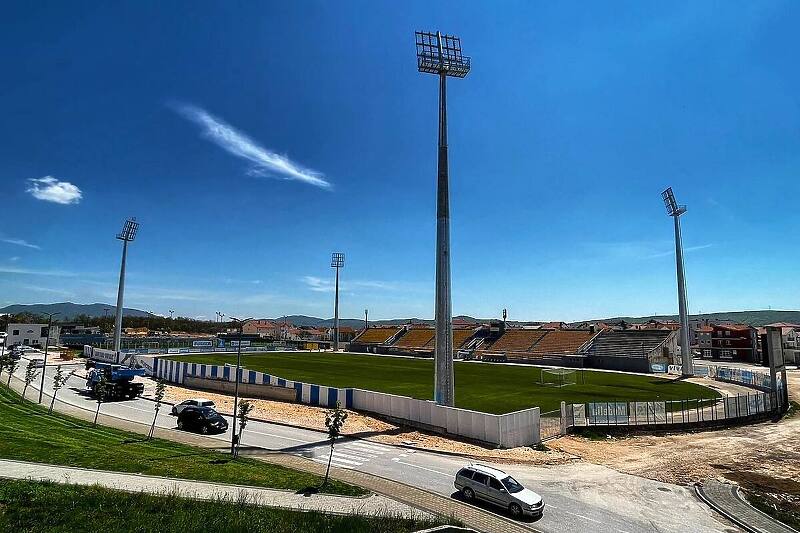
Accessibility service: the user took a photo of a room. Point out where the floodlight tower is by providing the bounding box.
[661,188,693,377]
[415,31,470,406]
[331,252,344,351]
[112,218,139,352]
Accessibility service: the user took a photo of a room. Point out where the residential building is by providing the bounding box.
[696,325,713,357]
[243,319,280,338]
[6,323,60,347]
[710,324,759,362]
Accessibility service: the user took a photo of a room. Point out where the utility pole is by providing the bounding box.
[331,253,344,352]
[661,188,693,377]
[364,309,369,331]
[415,31,470,406]
[228,316,252,455]
[38,312,59,404]
[113,218,139,352]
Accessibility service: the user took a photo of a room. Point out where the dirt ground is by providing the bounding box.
[548,369,800,521]
[148,382,575,465]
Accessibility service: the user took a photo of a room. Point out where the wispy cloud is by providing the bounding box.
[301,276,405,293]
[173,103,332,190]
[0,265,79,277]
[582,240,714,262]
[18,284,75,297]
[26,176,83,204]
[1,237,41,250]
[645,243,714,259]
[8,257,20,262]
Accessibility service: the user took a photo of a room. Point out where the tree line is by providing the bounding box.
[2,313,233,335]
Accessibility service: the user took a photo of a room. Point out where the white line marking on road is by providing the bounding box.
[311,456,360,468]
[348,442,387,453]
[331,451,371,462]
[390,460,450,477]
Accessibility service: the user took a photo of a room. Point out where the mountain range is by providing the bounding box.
[0,302,154,320]
[1,302,797,328]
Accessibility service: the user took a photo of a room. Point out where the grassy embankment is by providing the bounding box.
[0,383,363,496]
[169,351,720,413]
[0,479,447,533]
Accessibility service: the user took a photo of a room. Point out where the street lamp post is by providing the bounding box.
[228,316,252,456]
[415,31,470,406]
[38,312,60,404]
[331,253,344,352]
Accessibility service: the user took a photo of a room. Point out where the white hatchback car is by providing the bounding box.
[454,464,545,519]
[171,398,216,416]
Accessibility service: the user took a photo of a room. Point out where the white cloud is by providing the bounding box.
[1,237,41,250]
[26,176,82,204]
[174,103,332,190]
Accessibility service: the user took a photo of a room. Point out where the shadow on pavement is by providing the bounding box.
[450,491,543,523]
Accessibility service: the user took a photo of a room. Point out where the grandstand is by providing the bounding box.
[394,328,436,349]
[529,329,596,354]
[351,327,403,345]
[347,322,677,373]
[483,329,547,353]
[586,329,675,372]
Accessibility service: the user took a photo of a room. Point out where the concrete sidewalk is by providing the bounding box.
[696,479,797,533]
[0,458,429,519]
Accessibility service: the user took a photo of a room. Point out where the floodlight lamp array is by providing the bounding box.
[661,188,686,217]
[116,217,139,241]
[331,252,345,268]
[415,31,471,78]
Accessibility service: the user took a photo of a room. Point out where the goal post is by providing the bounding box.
[540,368,577,387]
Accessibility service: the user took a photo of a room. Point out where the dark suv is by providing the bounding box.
[176,406,228,435]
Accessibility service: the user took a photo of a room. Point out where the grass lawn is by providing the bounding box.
[0,479,448,533]
[169,352,719,414]
[0,384,363,496]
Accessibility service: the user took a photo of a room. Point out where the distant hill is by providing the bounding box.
[582,310,800,328]
[272,315,535,329]
[0,302,154,321]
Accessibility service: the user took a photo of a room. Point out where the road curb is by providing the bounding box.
[695,482,759,533]
[694,482,799,533]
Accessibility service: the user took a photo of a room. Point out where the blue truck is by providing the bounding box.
[85,361,146,400]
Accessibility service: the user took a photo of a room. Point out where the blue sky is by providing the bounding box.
[1,1,798,322]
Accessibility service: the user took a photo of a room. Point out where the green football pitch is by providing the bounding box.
[168,352,718,414]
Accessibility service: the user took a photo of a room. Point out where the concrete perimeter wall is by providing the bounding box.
[351,389,540,448]
[138,355,540,448]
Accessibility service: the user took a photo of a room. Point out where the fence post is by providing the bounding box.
[560,401,567,436]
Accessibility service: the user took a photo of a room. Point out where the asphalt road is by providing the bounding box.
[11,357,734,533]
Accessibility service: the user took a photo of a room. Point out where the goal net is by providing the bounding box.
[540,368,577,387]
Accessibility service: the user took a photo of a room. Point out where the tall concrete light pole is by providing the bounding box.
[661,188,693,377]
[331,253,344,351]
[113,218,139,352]
[415,31,470,406]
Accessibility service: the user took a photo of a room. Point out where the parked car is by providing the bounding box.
[454,464,545,519]
[176,406,228,435]
[171,398,215,416]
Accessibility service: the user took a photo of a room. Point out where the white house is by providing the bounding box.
[6,323,60,347]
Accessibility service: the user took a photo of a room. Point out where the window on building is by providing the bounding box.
[721,349,732,358]
[703,349,711,357]
[12,330,19,335]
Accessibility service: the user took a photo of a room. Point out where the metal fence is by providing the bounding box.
[566,390,777,428]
